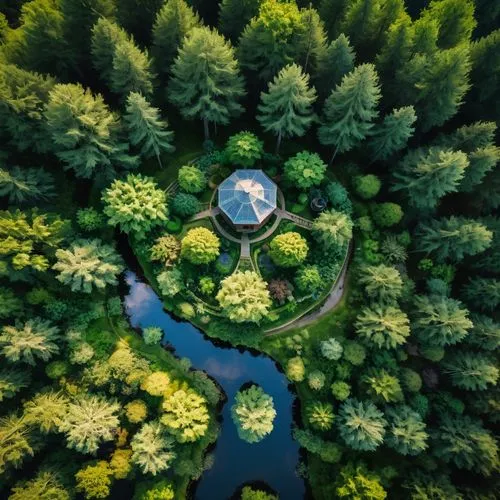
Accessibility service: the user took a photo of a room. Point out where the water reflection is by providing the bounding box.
[123,271,306,500]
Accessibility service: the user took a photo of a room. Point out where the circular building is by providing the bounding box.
[218,170,277,232]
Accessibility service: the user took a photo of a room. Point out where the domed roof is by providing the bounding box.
[218,170,277,225]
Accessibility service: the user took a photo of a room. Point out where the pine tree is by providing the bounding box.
[443,351,498,391]
[358,264,403,303]
[125,92,175,167]
[296,6,328,74]
[219,0,262,42]
[466,314,500,351]
[238,0,305,81]
[0,166,55,204]
[0,63,55,153]
[369,106,416,160]
[168,26,245,139]
[432,415,498,476]
[318,64,381,162]
[318,0,348,40]
[386,406,428,456]
[355,305,410,349]
[468,30,500,111]
[412,294,473,347]
[257,64,316,153]
[0,414,34,474]
[420,0,476,49]
[91,17,129,85]
[411,15,439,55]
[60,0,116,77]
[415,216,492,262]
[395,45,471,131]
[152,0,201,78]
[111,39,154,98]
[315,34,355,100]
[391,147,468,211]
[462,277,500,313]
[116,0,164,46]
[45,83,137,179]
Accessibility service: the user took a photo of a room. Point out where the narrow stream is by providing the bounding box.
[123,271,306,500]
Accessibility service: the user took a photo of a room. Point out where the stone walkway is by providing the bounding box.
[191,206,220,221]
[264,241,352,335]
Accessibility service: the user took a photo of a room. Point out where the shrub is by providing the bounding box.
[157,267,184,297]
[307,402,335,431]
[178,302,195,319]
[76,207,105,231]
[371,202,403,227]
[125,400,148,424]
[284,151,327,190]
[343,341,366,366]
[331,381,351,401]
[308,370,326,390]
[199,276,215,296]
[401,369,422,393]
[224,131,264,167]
[143,327,163,345]
[181,227,220,264]
[165,216,183,234]
[354,175,381,199]
[295,265,323,294]
[268,279,293,305]
[269,232,308,267]
[171,193,202,218]
[325,181,353,214]
[178,165,206,193]
[320,338,343,361]
[286,356,305,382]
[150,235,181,267]
[141,372,170,397]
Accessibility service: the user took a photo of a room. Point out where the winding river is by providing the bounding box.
[123,271,307,500]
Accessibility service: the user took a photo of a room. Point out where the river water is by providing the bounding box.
[123,271,306,500]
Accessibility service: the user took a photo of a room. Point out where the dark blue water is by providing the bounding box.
[124,271,306,500]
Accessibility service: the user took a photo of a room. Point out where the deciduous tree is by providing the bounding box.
[283,151,326,190]
[181,227,220,264]
[269,232,309,268]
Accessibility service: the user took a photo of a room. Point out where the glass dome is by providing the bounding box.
[218,170,277,225]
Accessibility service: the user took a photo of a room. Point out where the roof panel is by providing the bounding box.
[218,169,277,224]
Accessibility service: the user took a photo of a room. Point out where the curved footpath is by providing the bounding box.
[264,241,353,336]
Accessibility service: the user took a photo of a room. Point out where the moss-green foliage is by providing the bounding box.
[171,193,201,218]
[284,151,327,190]
[231,385,276,443]
[224,131,264,167]
[177,165,206,194]
[269,232,308,267]
[354,174,381,200]
[216,271,271,323]
[181,227,220,264]
[102,174,168,240]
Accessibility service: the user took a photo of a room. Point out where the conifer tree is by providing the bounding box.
[238,0,305,81]
[91,18,129,85]
[468,30,500,112]
[116,0,164,46]
[0,63,55,154]
[168,26,245,139]
[111,39,154,98]
[415,216,492,262]
[318,0,348,40]
[395,45,471,131]
[125,92,175,167]
[443,351,498,391]
[296,6,328,74]
[412,294,473,347]
[152,0,201,78]
[0,167,55,204]
[462,277,500,313]
[45,83,137,179]
[60,0,116,76]
[257,64,317,153]
[420,0,476,49]
[392,147,468,211]
[219,0,262,42]
[315,34,355,100]
[369,106,416,160]
[358,264,403,304]
[386,406,428,456]
[318,64,381,162]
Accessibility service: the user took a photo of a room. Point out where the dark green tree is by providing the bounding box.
[386,406,428,456]
[315,34,355,100]
[318,0,348,40]
[125,92,175,167]
[369,106,416,160]
[443,351,498,391]
[219,0,261,42]
[296,5,328,74]
[116,0,164,46]
[257,63,316,153]
[168,26,245,139]
[152,0,201,78]
[392,147,468,211]
[462,277,500,313]
[415,216,492,262]
[318,64,381,162]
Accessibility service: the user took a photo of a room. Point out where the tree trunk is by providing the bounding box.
[203,118,210,140]
[303,2,313,73]
[156,152,163,169]
[275,131,282,155]
[329,145,339,166]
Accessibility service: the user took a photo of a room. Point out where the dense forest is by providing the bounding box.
[0,0,499,499]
